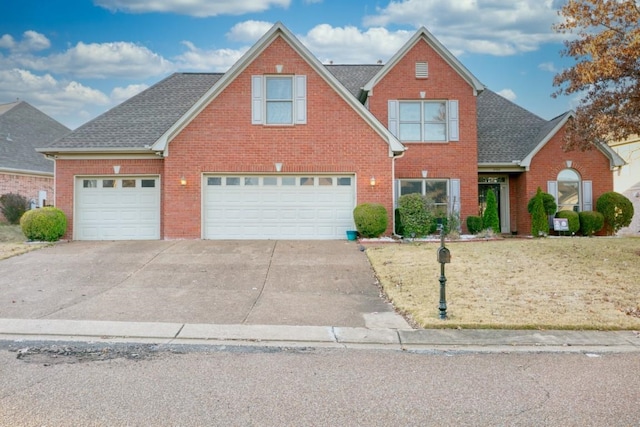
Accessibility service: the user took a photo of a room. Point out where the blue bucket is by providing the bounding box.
[346,230,358,241]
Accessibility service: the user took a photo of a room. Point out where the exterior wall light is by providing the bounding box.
[180,176,187,186]
[370,176,376,187]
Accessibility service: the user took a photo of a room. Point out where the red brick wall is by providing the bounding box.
[366,38,479,232]
[54,159,163,239]
[516,125,614,234]
[163,36,394,239]
[0,172,53,222]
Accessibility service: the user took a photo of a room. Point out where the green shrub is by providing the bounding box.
[554,210,580,235]
[531,187,549,237]
[466,215,483,234]
[397,193,433,237]
[578,211,604,236]
[482,189,500,234]
[20,207,67,242]
[527,191,557,215]
[353,203,387,238]
[0,193,30,224]
[596,191,634,235]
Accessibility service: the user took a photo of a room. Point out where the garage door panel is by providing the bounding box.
[75,177,160,240]
[204,174,355,240]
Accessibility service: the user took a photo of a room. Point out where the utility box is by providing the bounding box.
[437,246,451,264]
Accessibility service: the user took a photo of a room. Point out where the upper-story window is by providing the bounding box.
[399,101,447,141]
[388,99,458,142]
[252,75,307,125]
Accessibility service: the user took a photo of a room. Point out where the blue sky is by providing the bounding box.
[0,0,576,129]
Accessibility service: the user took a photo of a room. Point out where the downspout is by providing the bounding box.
[391,149,406,237]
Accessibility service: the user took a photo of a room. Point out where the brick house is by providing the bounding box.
[0,101,70,221]
[40,23,624,240]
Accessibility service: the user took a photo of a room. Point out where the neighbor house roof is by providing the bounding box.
[0,101,69,174]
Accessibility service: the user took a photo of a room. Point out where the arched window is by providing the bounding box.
[557,169,580,212]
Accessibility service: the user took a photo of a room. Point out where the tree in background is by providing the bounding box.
[553,0,640,150]
[482,189,500,234]
[531,187,549,237]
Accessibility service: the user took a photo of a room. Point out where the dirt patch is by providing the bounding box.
[366,237,640,330]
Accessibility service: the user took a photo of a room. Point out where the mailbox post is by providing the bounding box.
[436,223,450,319]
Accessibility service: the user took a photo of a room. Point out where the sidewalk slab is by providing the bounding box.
[399,329,640,347]
[333,327,401,345]
[0,319,182,339]
[178,323,335,343]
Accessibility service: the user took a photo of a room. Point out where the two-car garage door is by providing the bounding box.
[203,175,355,240]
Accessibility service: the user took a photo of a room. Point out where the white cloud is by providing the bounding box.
[538,62,558,73]
[301,25,412,64]
[175,41,247,72]
[226,20,274,42]
[0,31,50,52]
[111,84,149,103]
[95,0,290,17]
[0,68,110,128]
[497,88,517,102]
[14,41,173,79]
[363,0,566,56]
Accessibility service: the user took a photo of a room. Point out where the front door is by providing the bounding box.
[478,176,510,234]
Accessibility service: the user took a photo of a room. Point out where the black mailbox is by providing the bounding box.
[437,246,451,264]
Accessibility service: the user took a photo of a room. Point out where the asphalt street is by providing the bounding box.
[1,342,639,426]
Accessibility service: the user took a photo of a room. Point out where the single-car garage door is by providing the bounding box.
[75,176,160,240]
[203,175,355,239]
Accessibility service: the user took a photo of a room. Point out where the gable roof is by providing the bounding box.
[45,73,222,152]
[477,89,625,169]
[0,101,69,174]
[151,22,404,155]
[363,27,485,96]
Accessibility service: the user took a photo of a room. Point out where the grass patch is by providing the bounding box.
[366,237,640,330]
[0,223,49,260]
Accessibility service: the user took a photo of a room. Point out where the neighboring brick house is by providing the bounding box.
[40,23,624,240]
[0,101,70,221]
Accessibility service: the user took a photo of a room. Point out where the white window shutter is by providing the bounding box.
[388,100,398,137]
[582,180,593,211]
[450,178,461,214]
[547,181,558,205]
[251,76,263,125]
[448,100,459,141]
[295,75,307,124]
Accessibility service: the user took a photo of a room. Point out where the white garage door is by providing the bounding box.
[203,175,355,239]
[75,176,160,240]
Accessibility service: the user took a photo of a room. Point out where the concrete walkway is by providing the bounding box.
[1,240,639,352]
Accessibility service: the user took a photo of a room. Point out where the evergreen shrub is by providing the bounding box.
[20,207,67,242]
[353,203,387,238]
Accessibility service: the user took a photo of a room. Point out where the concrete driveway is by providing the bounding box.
[0,240,409,329]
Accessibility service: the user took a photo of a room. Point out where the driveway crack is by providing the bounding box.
[241,241,277,324]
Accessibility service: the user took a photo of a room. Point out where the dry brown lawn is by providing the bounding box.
[0,224,48,260]
[366,237,640,330]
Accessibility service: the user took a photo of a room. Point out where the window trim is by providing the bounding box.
[389,99,459,143]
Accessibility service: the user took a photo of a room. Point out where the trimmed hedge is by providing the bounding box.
[20,207,67,242]
[596,191,634,235]
[353,203,387,238]
[554,210,580,235]
[0,193,30,224]
[466,215,483,234]
[578,211,604,236]
[397,193,432,237]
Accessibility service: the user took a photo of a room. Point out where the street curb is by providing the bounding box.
[1,318,639,352]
